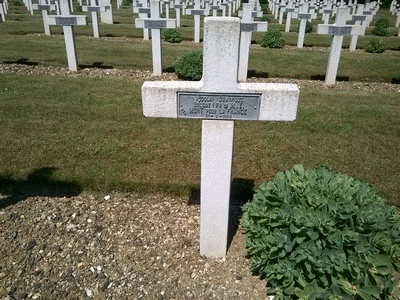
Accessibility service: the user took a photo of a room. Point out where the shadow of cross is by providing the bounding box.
[141,17,299,258]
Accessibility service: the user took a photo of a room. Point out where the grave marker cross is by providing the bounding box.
[82,0,105,38]
[238,3,268,81]
[135,1,176,75]
[46,0,87,71]
[32,0,56,35]
[317,7,361,85]
[185,0,210,43]
[141,17,299,258]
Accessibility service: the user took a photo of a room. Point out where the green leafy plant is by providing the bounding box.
[365,38,386,53]
[173,51,203,80]
[260,29,285,49]
[241,165,400,299]
[298,21,313,33]
[122,0,132,5]
[375,17,390,28]
[162,28,182,43]
[372,25,389,37]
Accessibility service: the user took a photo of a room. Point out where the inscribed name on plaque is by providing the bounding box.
[178,92,261,120]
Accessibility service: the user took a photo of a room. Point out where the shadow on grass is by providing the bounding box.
[247,70,270,79]
[0,167,83,210]
[392,77,400,84]
[79,62,113,69]
[188,178,255,253]
[310,74,350,82]
[4,58,38,66]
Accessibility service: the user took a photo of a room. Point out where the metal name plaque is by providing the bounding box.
[352,15,366,21]
[191,10,205,15]
[210,5,220,9]
[286,8,295,12]
[328,26,352,35]
[138,7,150,13]
[56,17,78,26]
[174,4,183,8]
[87,6,101,12]
[37,4,51,10]
[177,92,261,120]
[323,9,333,13]
[144,20,167,29]
[363,11,372,15]
[240,23,258,32]
[298,13,311,18]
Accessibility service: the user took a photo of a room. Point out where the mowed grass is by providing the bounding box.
[0,1,399,205]
[1,73,399,206]
[0,1,399,82]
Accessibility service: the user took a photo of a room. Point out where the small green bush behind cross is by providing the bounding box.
[241,165,400,299]
[163,29,182,43]
[366,38,386,53]
[260,29,285,49]
[173,51,203,80]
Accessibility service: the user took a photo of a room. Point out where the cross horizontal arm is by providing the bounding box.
[47,15,87,25]
[135,18,176,28]
[142,81,299,121]
[317,24,361,35]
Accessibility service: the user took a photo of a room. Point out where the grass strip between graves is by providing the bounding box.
[1,73,399,206]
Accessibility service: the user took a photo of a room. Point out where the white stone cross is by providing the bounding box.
[238,3,268,81]
[349,4,366,51]
[82,0,105,38]
[317,7,361,85]
[32,0,56,35]
[320,1,334,25]
[99,0,113,24]
[46,0,87,71]
[134,0,151,40]
[185,0,210,43]
[162,0,171,18]
[135,0,176,75]
[209,0,221,17]
[172,0,186,27]
[141,17,299,258]
[294,2,317,48]
[284,0,296,32]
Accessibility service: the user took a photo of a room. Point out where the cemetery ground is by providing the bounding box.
[1,1,400,299]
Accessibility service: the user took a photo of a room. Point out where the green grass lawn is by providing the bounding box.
[0,1,399,206]
[1,73,399,206]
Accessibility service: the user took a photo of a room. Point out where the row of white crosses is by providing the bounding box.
[32,0,112,37]
[141,17,299,258]
[135,0,268,77]
[133,0,245,43]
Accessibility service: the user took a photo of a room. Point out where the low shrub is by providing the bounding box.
[375,17,390,28]
[241,165,400,299]
[372,25,389,37]
[173,51,203,80]
[162,29,182,43]
[366,38,386,53]
[260,29,285,49]
[298,21,313,33]
[122,0,132,6]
